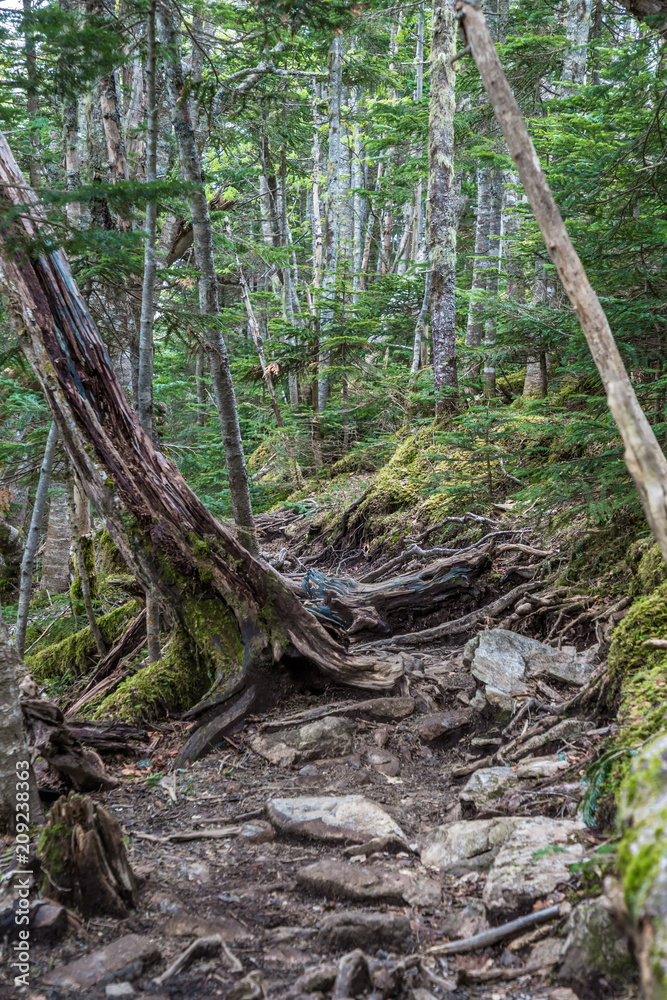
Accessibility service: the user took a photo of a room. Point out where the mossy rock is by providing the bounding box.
[26,600,139,680]
[92,627,212,722]
[628,541,667,598]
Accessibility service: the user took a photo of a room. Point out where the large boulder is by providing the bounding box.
[558,897,635,987]
[250,716,354,767]
[483,817,586,916]
[267,795,407,845]
[420,818,522,872]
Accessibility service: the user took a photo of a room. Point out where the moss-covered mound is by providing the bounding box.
[26,600,139,680]
[92,627,212,722]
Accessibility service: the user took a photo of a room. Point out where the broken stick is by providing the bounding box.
[427,903,568,955]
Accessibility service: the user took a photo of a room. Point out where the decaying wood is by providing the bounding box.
[66,719,149,755]
[427,903,566,954]
[357,580,541,650]
[64,610,147,718]
[457,0,667,565]
[301,548,489,638]
[0,131,405,765]
[39,792,137,918]
[21,699,120,791]
[164,190,236,266]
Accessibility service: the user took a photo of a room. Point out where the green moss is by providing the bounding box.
[619,808,667,918]
[93,626,211,722]
[99,529,127,574]
[26,600,139,679]
[630,543,667,598]
[38,820,71,887]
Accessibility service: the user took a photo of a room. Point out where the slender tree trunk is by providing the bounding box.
[0,608,43,833]
[465,166,491,349]
[40,486,71,594]
[138,0,161,664]
[483,168,503,396]
[360,162,384,290]
[311,81,324,287]
[319,35,343,413]
[427,0,459,407]
[351,88,365,302]
[158,1,256,553]
[561,0,593,91]
[67,475,107,659]
[410,269,431,377]
[23,0,40,188]
[15,423,59,657]
[195,351,207,425]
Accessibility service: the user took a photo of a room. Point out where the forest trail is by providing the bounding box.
[6,504,633,1000]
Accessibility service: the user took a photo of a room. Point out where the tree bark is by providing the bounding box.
[428,0,459,407]
[457,0,667,564]
[15,422,59,657]
[465,166,492,349]
[561,0,593,91]
[158,1,256,553]
[483,168,503,396]
[410,269,431,377]
[67,475,107,659]
[40,485,71,594]
[0,130,404,765]
[319,35,343,413]
[0,608,43,833]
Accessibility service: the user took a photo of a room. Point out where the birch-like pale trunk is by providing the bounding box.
[158,0,256,553]
[427,0,458,405]
[14,423,59,657]
[410,268,431,377]
[561,0,593,91]
[23,0,40,187]
[465,166,492,348]
[122,57,146,181]
[311,81,324,287]
[40,486,71,594]
[195,351,207,426]
[351,88,365,301]
[67,475,107,658]
[319,35,343,413]
[482,168,503,395]
[360,161,384,289]
[0,608,43,833]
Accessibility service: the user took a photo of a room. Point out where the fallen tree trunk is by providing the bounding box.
[301,548,489,640]
[0,131,403,765]
[63,609,147,718]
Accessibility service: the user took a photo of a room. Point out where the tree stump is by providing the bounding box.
[39,792,137,918]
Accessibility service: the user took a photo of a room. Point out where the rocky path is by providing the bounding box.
[1,630,637,1000]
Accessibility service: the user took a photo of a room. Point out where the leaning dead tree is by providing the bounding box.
[456,0,667,565]
[0,131,404,765]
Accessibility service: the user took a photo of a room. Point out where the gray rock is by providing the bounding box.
[485,685,515,714]
[318,910,413,951]
[463,630,594,700]
[459,767,521,812]
[267,795,407,844]
[515,756,569,779]
[237,820,275,843]
[250,716,354,767]
[43,934,160,989]
[30,902,68,944]
[349,696,415,721]
[365,748,400,777]
[333,949,372,998]
[559,897,635,985]
[420,818,522,872]
[529,936,562,968]
[483,818,586,916]
[164,913,251,941]
[292,963,337,994]
[296,858,440,907]
[517,718,595,757]
[440,898,489,939]
[416,708,474,743]
[410,990,437,1000]
[105,984,136,1000]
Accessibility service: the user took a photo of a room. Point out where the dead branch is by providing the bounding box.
[426,903,566,954]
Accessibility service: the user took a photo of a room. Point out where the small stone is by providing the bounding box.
[441,898,489,940]
[416,708,473,743]
[267,795,407,844]
[516,757,569,779]
[30,902,68,944]
[349,696,415,721]
[420,818,522,872]
[164,913,251,941]
[333,948,372,999]
[463,629,594,697]
[318,910,412,951]
[529,936,562,968]
[365,749,400,777]
[296,858,440,907]
[237,820,275,843]
[459,767,521,812]
[410,990,437,1000]
[298,764,319,777]
[483,818,586,917]
[105,984,136,1000]
[250,716,354,767]
[43,934,160,989]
